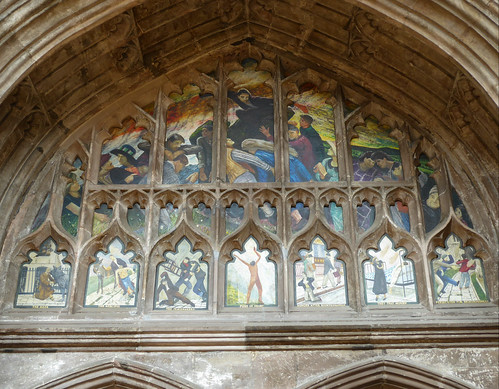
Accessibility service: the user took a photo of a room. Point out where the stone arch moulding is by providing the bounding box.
[34,357,199,389]
[0,1,496,109]
[296,357,473,389]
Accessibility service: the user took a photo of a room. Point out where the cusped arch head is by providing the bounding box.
[289,220,352,263]
[120,189,149,209]
[224,51,276,81]
[319,188,348,208]
[164,77,217,103]
[152,220,212,261]
[81,234,143,271]
[186,190,216,210]
[13,222,75,263]
[427,223,492,263]
[154,189,183,209]
[87,188,118,206]
[287,188,315,208]
[220,189,250,236]
[361,228,420,264]
[253,188,281,209]
[282,69,338,107]
[346,104,405,136]
[82,216,144,259]
[220,218,282,260]
[220,189,249,208]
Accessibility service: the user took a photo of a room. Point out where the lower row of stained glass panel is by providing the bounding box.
[14,233,489,309]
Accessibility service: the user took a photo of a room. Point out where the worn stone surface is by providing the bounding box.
[0,349,497,388]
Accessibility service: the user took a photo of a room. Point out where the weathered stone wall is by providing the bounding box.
[0,348,497,388]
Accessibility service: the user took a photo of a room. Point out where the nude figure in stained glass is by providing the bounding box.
[233,247,264,305]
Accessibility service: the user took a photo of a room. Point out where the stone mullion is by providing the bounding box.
[215,59,226,187]
[146,90,164,186]
[397,147,430,309]
[144,190,154,314]
[334,86,361,310]
[211,61,225,315]
[274,56,284,185]
[70,125,97,313]
[275,57,289,314]
[335,86,351,185]
[142,90,166,273]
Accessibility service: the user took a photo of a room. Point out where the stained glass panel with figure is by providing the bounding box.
[127,203,146,236]
[363,235,418,305]
[291,202,309,233]
[294,236,347,307]
[287,83,337,183]
[15,238,71,308]
[84,238,138,308]
[92,204,113,236]
[98,118,150,185]
[389,201,410,232]
[31,193,50,233]
[192,203,212,235]
[154,238,208,310]
[163,85,214,184]
[357,200,375,232]
[225,203,244,235]
[451,187,473,228]
[226,58,275,183]
[225,237,277,307]
[324,202,343,232]
[351,116,403,182]
[258,202,277,234]
[61,158,84,237]
[417,154,441,233]
[159,203,179,236]
[432,234,488,304]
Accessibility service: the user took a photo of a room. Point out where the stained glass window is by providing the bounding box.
[432,234,488,304]
[363,236,418,305]
[15,238,71,308]
[294,237,347,306]
[12,55,491,317]
[84,238,139,308]
[225,237,277,307]
[154,238,208,310]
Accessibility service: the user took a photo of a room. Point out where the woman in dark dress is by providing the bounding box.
[372,257,387,302]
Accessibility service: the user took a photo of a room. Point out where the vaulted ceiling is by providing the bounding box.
[0,0,497,246]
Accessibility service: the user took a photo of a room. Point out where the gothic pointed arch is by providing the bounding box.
[0,3,497,386]
[297,357,473,389]
[35,358,199,389]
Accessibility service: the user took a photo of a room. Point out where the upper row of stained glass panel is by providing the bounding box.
[96,59,404,186]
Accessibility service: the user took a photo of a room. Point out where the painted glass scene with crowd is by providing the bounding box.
[14,57,490,312]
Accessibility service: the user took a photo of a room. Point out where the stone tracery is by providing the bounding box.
[0,2,497,386]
